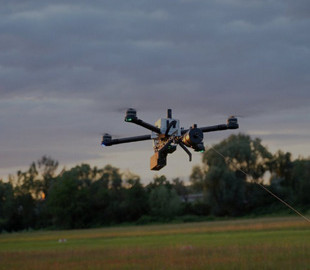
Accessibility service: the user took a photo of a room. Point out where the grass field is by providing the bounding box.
[0,216,309,270]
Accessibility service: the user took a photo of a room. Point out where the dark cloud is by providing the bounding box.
[1,0,310,180]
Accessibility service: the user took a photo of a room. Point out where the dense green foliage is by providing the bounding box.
[191,134,310,216]
[0,134,309,232]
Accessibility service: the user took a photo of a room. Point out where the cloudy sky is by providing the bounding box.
[1,0,309,183]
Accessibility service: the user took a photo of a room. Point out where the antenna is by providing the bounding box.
[167,109,172,119]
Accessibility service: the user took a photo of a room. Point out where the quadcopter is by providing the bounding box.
[101,108,239,170]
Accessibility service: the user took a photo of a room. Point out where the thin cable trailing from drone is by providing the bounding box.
[208,145,310,224]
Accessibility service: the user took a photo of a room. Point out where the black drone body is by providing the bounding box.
[101,109,239,170]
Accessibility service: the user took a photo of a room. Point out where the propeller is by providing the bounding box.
[229,114,247,118]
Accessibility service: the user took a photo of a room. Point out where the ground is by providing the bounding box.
[0,216,309,270]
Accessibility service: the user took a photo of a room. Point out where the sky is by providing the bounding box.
[1,0,310,183]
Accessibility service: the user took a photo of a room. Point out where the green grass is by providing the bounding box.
[0,216,309,270]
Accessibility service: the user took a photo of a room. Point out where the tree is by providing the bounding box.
[292,159,310,205]
[146,175,171,192]
[203,134,272,182]
[121,174,148,221]
[204,165,245,216]
[149,186,181,219]
[16,163,40,198]
[190,166,204,192]
[194,133,273,216]
[46,167,91,229]
[10,164,39,229]
[37,156,59,196]
[101,165,124,223]
[100,165,122,190]
[89,178,110,225]
[171,178,188,202]
[269,151,294,188]
[0,181,16,231]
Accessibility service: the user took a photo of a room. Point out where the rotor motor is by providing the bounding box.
[182,125,205,152]
[125,108,137,122]
[227,116,239,129]
[102,133,112,146]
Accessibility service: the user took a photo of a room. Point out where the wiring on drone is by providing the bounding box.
[165,120,177,136]
[209,145,310,224]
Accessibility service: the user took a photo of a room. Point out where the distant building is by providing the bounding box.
[181,193,204,203]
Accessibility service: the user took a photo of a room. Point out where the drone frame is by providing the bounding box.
[102,108,239,170]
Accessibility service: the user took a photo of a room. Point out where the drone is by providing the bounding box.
[101,108,239,171]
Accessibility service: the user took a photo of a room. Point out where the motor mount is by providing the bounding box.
[102,133,112,146]
[182,124,205,152]
[125,108,137,122]
[227,116,239,129]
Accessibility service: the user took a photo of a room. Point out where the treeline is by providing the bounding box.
[0,134,309,232]
[190,134,310,217]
